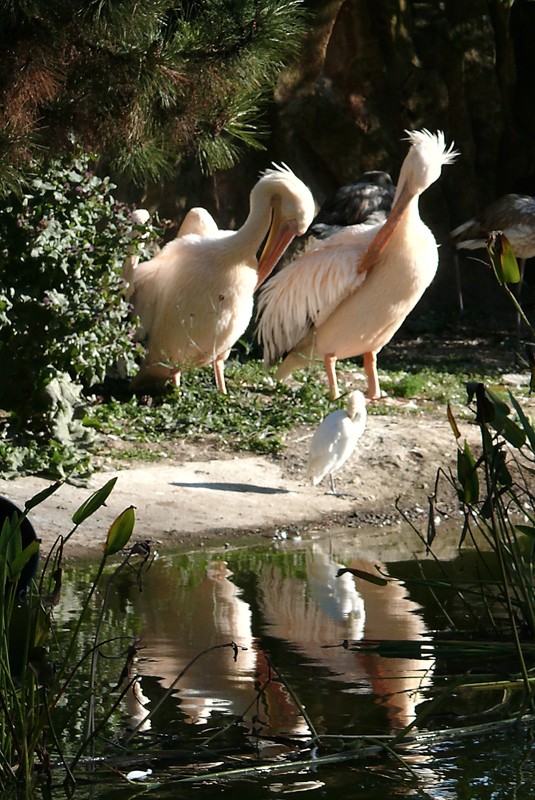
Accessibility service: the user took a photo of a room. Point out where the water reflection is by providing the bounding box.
[112,534,434,736]
[46,532,535,799]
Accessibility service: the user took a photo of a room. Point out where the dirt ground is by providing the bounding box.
[0,394,521,560]
[0,333,532,561]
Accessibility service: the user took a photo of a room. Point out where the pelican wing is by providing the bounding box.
[257,222,381,365]
[130,238,185,335]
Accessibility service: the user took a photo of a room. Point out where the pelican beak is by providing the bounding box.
[255,209,298,290]
[357,183,413,275]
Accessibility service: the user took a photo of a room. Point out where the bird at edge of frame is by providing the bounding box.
[307,390,367,496]
[450,193,535,311]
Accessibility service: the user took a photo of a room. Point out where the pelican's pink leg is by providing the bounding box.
[213,356,227,394]
[363,351,380,400]
[324,353,339,400]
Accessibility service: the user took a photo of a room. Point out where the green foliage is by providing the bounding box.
[88,362,335,457]
[0,485,149,789]
[420,384,535,643]
[0,152,159,478]
[0,153,140,402]
[0,0,310,188]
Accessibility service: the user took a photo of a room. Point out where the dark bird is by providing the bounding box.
[308,170,396,240]
[451,193,535,303]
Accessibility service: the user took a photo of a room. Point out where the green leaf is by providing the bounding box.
[72,477,118,525]
[457,441,479,504]
[484,388,526,448]
[487,232,521,285]
[9,540,40,582]
[104,505,136,557]
[25,480,64,510]
[516,524,535,538]
[494,415,526,449]
[447,402,461,439]
[509,393,535,452]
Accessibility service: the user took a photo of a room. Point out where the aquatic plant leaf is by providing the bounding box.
[427,494,438,550]
[525,343,535,394]
[34,607,52,648]
[1,514,22,574]
[447,402,461,439]
[72,477,118,525]
[457,441,479,503]
[0,515,15,556]
[336,567,388,586]
[493,415,526,448]
[516,525,535,538]
[469,382,495,423]
[494,451,513,488]
[9,540,40,582]
[509,394,535,452]
[458,514,470,547]
[482,388,525,447]
[104,505,136,557]
[42,568,62,609]
[25,480,64,510]
[487,231,521,285]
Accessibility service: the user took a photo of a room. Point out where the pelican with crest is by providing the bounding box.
[257,130,458,400]
[128,164,315,394]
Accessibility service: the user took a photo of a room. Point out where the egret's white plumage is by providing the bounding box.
[257,130,458,400]
[128,165,315,394]
[307,390,367,494]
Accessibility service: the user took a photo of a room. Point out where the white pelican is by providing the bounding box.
[257,130,458,400]
[307,390,367,494]
[128,165,315,393]
[175,206,219,238]
[308,170,396,239]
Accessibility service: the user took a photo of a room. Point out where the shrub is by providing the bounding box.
[0,153,153,411]
[0,152,158,476]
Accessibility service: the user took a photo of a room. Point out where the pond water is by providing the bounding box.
[33,527,535,798]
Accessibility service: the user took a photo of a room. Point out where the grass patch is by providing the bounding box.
[0,347,523,475]
[86,357,514,462]
[86,361,335,458]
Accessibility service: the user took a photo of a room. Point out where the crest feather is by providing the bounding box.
[404,129,459,166]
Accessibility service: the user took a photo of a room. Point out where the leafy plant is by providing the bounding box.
[0,151,160,477]
[0,479,149,790]
[394,235,535,718]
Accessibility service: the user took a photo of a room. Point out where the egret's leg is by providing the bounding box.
[214,356,227,394]
[363,351,380,399]
[324,353,339,399]
[329,473,336,494]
